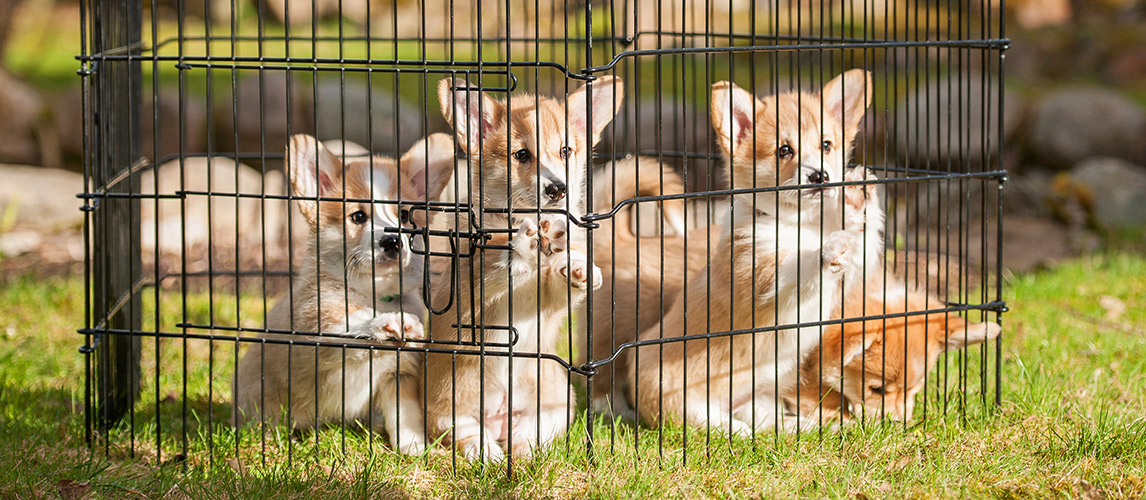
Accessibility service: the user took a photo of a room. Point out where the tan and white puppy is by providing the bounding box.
[629,70,882,435]
[796,280,1002,423]
[424,77,622,460]
[233,133,454,454]
[585,156,702,421]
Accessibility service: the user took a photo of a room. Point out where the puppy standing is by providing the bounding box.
[425,77,622,460]
[233,133,454,454]
[797,279,1002,423]
[630,70,882,434]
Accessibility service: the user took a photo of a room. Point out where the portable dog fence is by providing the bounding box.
[81,0,1007,471]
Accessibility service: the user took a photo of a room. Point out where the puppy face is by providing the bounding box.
[287,134,454,286]
[437,76,624,216]
[711,70,872,213]
[817,289,1001,421]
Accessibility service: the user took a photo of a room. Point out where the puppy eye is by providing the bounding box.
[349,210,369,225]
[399,208,411,224]
[559,146,572,159]
[512,148,532,163]
[822,140,832,152]
[777,144,794,159]
[869,385,885,395]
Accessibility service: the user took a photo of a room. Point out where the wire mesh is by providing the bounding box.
[80,0,1008,473]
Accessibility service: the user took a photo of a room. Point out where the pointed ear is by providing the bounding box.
[821,69,873,141]
[438,78,503,155]
[710,81,763,158]
[400,133,456,202]
[814,323,878,385]
[286,134,344,227]
[944,320,1002,351]
[567,75,624,145]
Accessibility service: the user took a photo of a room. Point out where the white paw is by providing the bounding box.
[556,250,602,290]
[395,432,426,456]
[460,437,505,462]
[370,312,425,342]
[537,216,568,255]
[823,230,858,275]
[843,167,879,232]
[506,218,541,275]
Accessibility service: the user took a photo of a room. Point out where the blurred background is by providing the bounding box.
[0,0,1144,281]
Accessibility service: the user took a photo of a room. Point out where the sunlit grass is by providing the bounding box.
[2,253,1145,498]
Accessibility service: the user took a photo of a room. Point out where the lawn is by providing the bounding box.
[1,254,1144,498]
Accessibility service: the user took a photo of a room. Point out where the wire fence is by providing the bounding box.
[80,0,1007,474]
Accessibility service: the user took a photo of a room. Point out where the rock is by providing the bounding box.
[0,164,85,230]
[895,75,1022,171]
[1070,157,1146,230]
[140,157,294,271]
[0,230,41,257]
[599,97,718,192]
[213,72,314,168]
[0,69,54,167]
[1004,171,1053,218]
[1028,87,1146,169]
[311,77,426,158]
[142,91,208,166]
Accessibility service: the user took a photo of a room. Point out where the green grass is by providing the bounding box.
[2,254,1145,498]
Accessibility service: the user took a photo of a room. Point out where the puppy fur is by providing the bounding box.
[796,279,1002,423]
[424,77,623,460]
[232,133,454,454]
[629,70,882,434]
[586,156,715,421]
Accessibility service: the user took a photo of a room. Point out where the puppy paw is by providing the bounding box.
[556,250,602,290]
[537,216,568,255]
[843,167,878,231]
[823,229,859,275]
[395,432,426,456]
[371,312,425,342]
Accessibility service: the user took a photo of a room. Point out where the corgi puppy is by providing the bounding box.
[629,70,882,434]
[232,133,454,454]
[796,281,1002,423]
[424,77,623,460]
[586,156,712,421]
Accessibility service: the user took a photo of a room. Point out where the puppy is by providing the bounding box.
[232,133,454,454]
[424,77,623,460]
[586,156,712,421]
[796,280,1002,423]
[629,70,882,435]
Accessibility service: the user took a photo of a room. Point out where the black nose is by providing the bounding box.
[807,170,828,184]
[379,235,401,256]
[544,181,566,202]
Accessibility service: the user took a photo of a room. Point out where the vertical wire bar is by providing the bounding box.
[995,0,1007,411]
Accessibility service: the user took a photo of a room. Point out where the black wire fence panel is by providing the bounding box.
[80,0,1007,472]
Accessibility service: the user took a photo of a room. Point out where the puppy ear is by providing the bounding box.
[944,320,1001,351]
[567,75,624,145]
[821,69,873,141]
[400,133,456,203]
[710,81,763,158]
[811,323,878,386]
[287,134,344,227]
[438,78,503,155]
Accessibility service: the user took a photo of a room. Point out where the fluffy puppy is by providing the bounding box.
[232,133,454,454]
[796,280,1002,423]
[586,156,715,421]
[425,77,623,460]
[629,70,882,434]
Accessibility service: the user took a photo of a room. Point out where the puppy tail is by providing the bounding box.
[591,156,686,239]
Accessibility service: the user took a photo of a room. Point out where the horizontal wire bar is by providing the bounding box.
[581,300,1009,372]
[583,38,1011,74]
[174,322,521,348]
[77,327,590,375]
